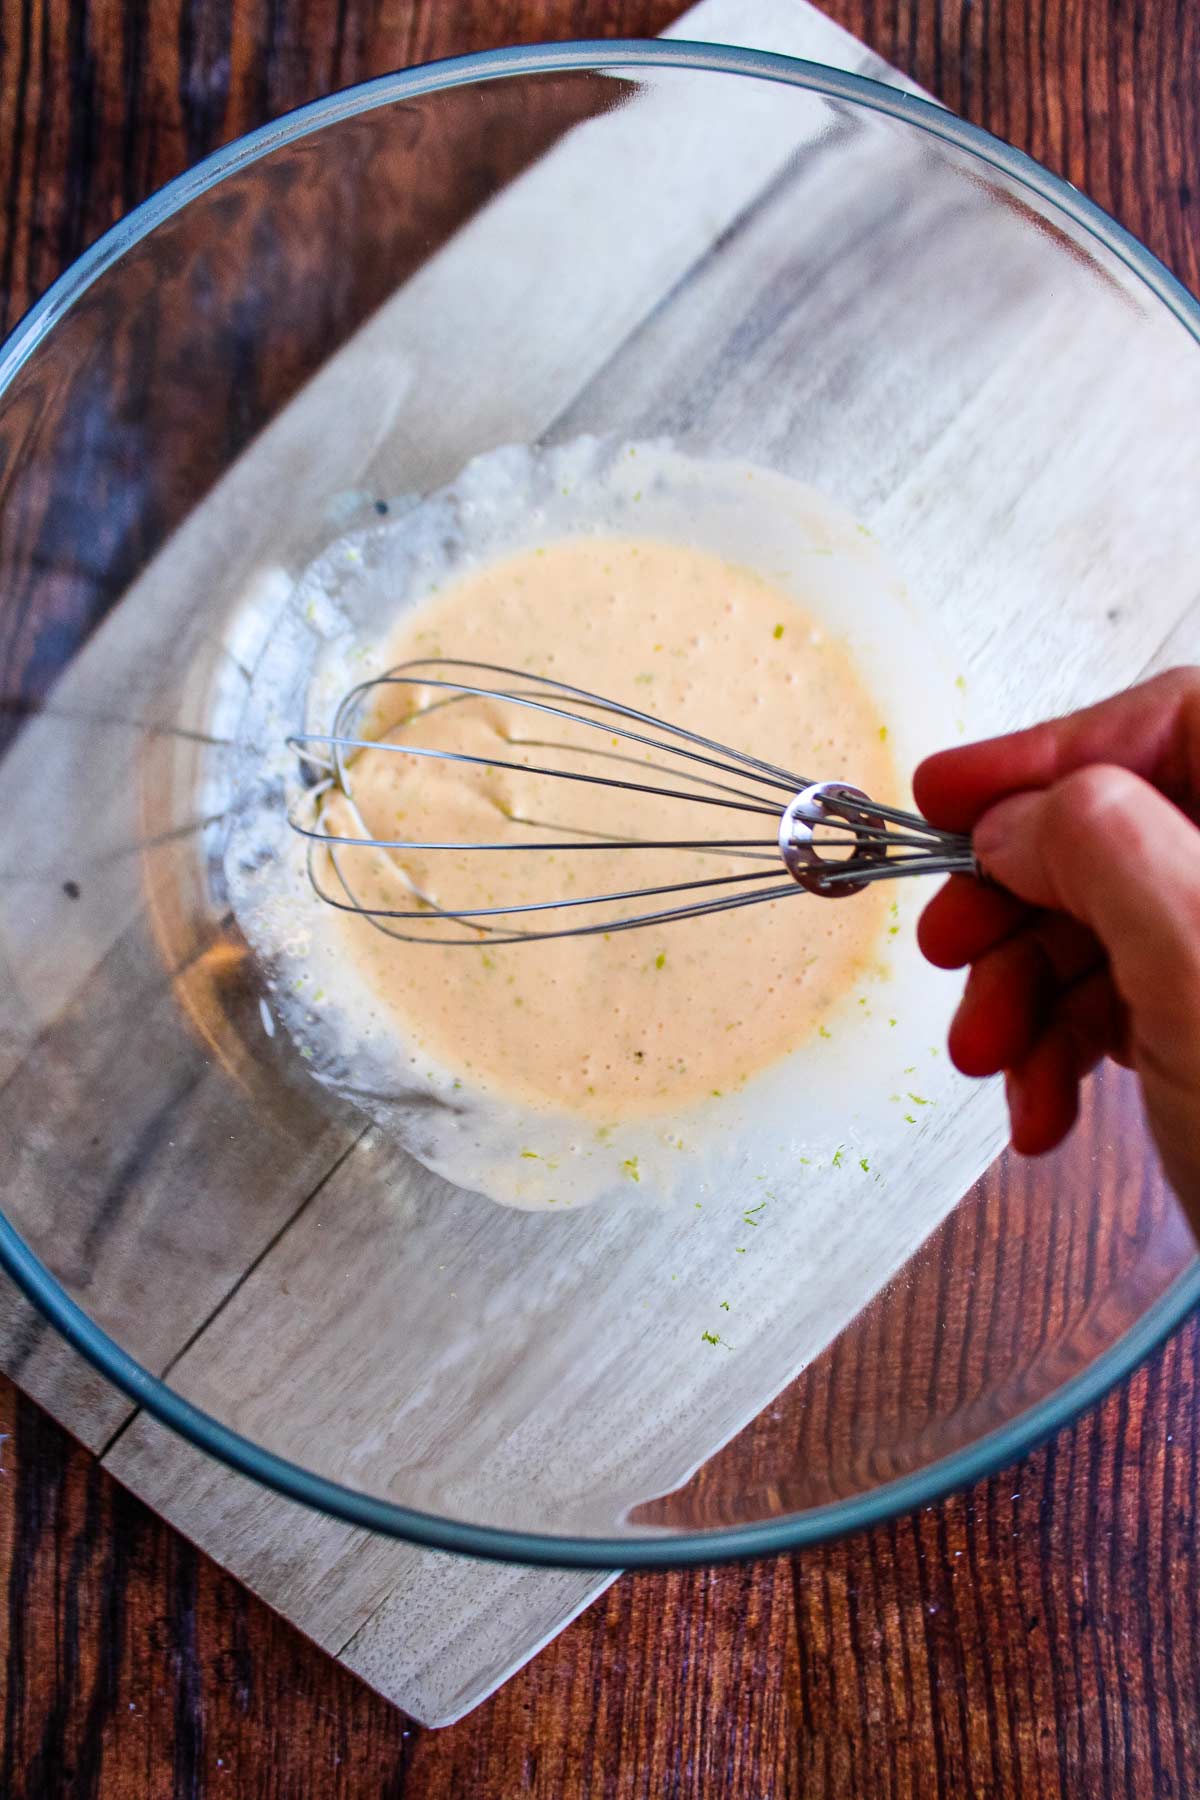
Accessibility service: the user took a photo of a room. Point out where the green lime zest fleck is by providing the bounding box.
[907,1092,930,1106]
[719,1301,730,1312]
[879,724,888,742]
[904,1113,917,1124]
[520,1150,540,1160]
[701,1330,731,1349]
[621,1156,641,1183]
[773,623,785,640]
[832,1146,845,1168]
[655,952,666,970]
[818,1025,832,1040]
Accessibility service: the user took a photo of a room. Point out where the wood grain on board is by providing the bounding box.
[1,0,1199,1796]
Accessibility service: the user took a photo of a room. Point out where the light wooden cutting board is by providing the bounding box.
[2,0,1198,1728]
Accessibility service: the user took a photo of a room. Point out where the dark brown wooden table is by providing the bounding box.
[1,2,1198,1794]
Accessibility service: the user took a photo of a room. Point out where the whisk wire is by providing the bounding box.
[311,831,801,945]
[289,731,783,818]
[324,661,809,790]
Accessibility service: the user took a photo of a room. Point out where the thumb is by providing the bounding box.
[974,765,1200,1215]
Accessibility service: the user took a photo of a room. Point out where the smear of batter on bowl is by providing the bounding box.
[317,534,897,1118]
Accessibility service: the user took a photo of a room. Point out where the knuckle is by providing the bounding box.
[1048,764,1143,836]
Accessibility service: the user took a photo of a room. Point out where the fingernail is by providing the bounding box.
[974,790,1040,863]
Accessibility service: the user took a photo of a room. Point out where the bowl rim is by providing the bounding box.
[2,36,1198,1570]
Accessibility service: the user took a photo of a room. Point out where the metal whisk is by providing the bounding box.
[287,658,977,945]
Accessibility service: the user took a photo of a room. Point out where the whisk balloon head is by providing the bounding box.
[287,659,976,945]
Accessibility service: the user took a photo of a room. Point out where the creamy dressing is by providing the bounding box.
[228,438,961,1211]
[319,535,896,1117]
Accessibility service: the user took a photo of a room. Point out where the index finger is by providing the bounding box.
[913,665,1200,832]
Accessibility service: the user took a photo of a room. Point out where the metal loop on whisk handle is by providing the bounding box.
[779,781,979,898]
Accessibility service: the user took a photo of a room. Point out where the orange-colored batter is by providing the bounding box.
[321,536,896,1116]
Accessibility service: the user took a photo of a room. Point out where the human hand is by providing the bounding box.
[913,667,1200,1224]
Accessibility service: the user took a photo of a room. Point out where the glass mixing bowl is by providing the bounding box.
[0,41,1198,1568]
